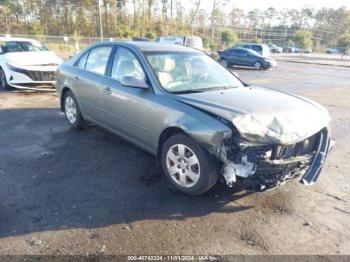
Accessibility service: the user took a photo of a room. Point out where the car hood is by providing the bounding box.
[4,51,62,66]
[173,86,330,145]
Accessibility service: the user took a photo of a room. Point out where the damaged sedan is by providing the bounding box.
[56,42,333,195]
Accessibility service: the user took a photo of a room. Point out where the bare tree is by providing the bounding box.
[229,7,244,26]
[188,0,201,28]
[210,0,227,45]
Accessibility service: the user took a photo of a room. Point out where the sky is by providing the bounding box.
[183,0,350,12]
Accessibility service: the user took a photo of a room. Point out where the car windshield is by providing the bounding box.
[145,51,243,94]
[0,41,48,54]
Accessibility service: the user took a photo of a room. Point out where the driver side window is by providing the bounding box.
[111,47,145,82]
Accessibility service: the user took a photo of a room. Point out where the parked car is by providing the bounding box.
[155,35,203,51]
[0,37,62,91]
[268,44,283,53]
[235,43,270,57]
[56,42,333,195]
[285,46,295,53]
[218,47,277,70]
[326,47,341,54]
[132,37,151,42]
[294,45,312,53]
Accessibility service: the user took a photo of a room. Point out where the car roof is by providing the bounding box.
[122,41,201,52]
[231,47,251,51]
[0,37,40,42]
[237,43,267,46]
[93,41,199,53]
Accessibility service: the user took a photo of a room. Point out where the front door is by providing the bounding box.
[101,46,155,150]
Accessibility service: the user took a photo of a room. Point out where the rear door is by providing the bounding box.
[70,45,113,122]
[227,49,240,65]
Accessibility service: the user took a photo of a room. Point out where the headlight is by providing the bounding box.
[6,62,24,73]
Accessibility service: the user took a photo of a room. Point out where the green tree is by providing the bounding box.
[293,30,313,48]
[251,37,262,43]
[337,34,350,47]
[220,29,239,47]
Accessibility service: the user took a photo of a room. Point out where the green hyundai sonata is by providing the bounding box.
[56,41,333,195]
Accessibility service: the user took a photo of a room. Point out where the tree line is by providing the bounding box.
[0,0,350,50]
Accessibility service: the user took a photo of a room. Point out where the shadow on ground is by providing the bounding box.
[0,108,253,238]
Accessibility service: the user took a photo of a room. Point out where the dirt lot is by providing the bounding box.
[0,62,349,255]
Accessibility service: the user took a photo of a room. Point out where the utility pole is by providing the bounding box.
[170,0,173,19]
[283,25,288,48]
[142,0,146,37]
[98,0,104,41]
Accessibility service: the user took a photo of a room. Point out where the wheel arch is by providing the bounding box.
[253,60,263,68]
[156,126,186,161]
[60,86,72,111]
[156,118,233,163]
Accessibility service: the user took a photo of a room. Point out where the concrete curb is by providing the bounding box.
[276,59,350,68]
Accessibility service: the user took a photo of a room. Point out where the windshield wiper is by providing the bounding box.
[172,85,237,94]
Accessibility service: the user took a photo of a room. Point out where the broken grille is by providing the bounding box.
[273,131,321,160]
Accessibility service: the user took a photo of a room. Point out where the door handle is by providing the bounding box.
[74,75,80,81]
[103,86,112,95]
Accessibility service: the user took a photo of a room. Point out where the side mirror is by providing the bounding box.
[121,76,149,89]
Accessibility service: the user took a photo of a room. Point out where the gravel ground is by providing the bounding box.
[0,62,349,255]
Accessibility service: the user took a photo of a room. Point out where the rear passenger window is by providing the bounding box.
[85,46,113,74]
[229,49,236,55]
[237,50,246,56]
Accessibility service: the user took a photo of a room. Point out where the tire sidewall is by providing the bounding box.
[161,134,219,195]
[221,59,229,68]
[63,91,84,129]
[0,67,9,91]
[254,61,262,70]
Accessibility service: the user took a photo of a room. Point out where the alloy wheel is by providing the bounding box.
[166,144,200,188]
[65,96,77,124]
[254,61,262,70]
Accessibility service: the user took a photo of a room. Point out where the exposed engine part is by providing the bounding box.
[221,127,333,191]
[222,156,256,187]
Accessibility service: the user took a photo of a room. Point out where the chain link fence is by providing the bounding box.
[3,34,130,58]
[3,34,350,64]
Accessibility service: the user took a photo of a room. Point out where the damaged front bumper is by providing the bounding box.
[221,127,334,191]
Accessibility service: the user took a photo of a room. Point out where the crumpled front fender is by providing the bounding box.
[161,113,233,161]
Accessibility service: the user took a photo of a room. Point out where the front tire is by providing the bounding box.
[253,61,263,70]
[0,67,10,91]
[161,134,219,195]
[63,91,85,129]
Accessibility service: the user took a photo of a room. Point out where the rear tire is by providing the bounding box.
[63,90,85,129]
[0,67,10,91]
[161,134,220,196]
[221,59,229,68]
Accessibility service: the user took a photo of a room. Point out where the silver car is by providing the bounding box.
[56,42,333,195]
